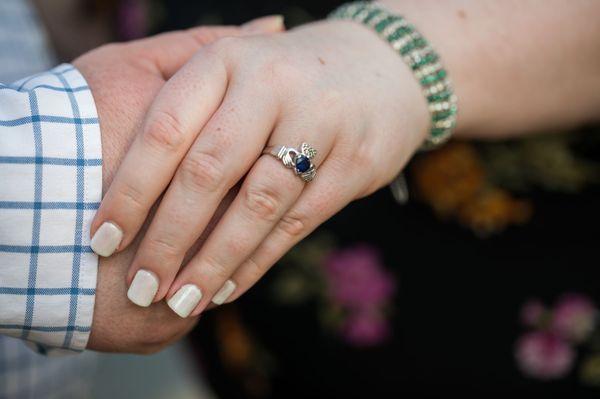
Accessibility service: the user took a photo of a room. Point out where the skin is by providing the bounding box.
[91,1,600,319]
[74,18,283,353]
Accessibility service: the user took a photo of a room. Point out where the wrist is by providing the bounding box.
[374,0,479,137]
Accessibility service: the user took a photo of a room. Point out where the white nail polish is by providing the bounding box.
[127,270,159,307]
[212,280,236,305]
[90,221,123,257]
[167,284,203,318]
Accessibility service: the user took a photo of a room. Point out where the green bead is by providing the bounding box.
[362,8,383,23]
[349,5,366,18]
[420,75,436,85]
[420,69,447,85]
[400,37,428,55]
[430,127,448,137]
[411,53,438,70]
[387,25,412,42]
[431,106,457,121]
[432,112,449,122]
[374,15,398,33]
[426,90,452,103]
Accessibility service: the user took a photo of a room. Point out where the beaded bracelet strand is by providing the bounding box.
[329,1,458,149]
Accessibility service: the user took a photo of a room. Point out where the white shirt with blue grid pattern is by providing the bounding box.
[0,0,102,397]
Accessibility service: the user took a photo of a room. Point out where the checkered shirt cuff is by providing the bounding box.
[0,64,102,354]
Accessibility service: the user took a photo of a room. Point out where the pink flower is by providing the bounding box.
[520,298,546,328]
[551,293,597,343]
[324,245,395,310]
[515,331,575,380]
[341,309,390,347]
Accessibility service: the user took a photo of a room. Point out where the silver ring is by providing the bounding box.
[263,142,317,182]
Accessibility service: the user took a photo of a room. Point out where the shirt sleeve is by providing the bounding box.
[0,64,102,354]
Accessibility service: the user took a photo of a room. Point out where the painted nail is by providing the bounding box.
[212,280,236,305]
[90,221,123,257]
[167,284,203,318]
[242,15,285,33]
[127,270,159,307]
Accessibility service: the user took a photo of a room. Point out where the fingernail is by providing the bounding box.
[167,284,203,318]
[212,280,236,305]
[90,221,123,257]
[242,15,285,33]
[127,270,159,307]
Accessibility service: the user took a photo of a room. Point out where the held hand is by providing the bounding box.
[88,194,233,353]
[75,18,283,352]
[91,20,429,318]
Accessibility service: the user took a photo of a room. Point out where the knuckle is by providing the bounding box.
[203,254,230,280]
[186,27,216,46]
[203,36,244,63]
[243,186,283,221]
[223,238,246,259]
[178,151,226,193]
[211,36,243,54]
[256,57,304,91]
[143,109,186,152]
[247,257,271,281]
[319,88,344,118]
[355,149,373,168]
[115,182,146,214]
[355,143,375,165]
[278,212,307,238]
[341,144,373,171]
[144,236,182,260]
[245,255,268,281]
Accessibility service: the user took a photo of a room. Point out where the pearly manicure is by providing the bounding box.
[127,269,159,307]
[212,280,236,305]
[167,284,203,318]
[90,221,123,257]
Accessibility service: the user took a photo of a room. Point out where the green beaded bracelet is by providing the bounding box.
[330,1,458,149]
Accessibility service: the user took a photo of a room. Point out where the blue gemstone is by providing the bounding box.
[295,155,311,173]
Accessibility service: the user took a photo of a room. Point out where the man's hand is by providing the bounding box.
[76,18,283,353]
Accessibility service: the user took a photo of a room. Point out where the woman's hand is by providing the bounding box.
[74,24,253,351]
[90,20,429,317]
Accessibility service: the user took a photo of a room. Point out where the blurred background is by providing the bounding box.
[4,0,600,398]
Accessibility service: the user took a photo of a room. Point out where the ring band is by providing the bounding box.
[263,143,317,182]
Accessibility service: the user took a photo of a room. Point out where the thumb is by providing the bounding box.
[241,15,286,34]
